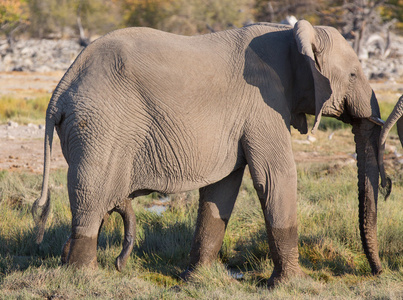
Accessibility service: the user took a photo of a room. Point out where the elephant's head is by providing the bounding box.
[293,20,388,275]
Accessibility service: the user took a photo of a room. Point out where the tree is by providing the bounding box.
[121,0,254,35]
[317,1,397,58]
[25,0,121,39]
[0,0,29,43]
[254,0,321,23]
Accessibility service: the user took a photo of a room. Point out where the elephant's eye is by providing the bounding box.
[349,72,357,82]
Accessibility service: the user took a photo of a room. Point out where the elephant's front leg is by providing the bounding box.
[181,167,245,280]
[259,172,303,287]
[253,162,304,286]
[243,127,305,287]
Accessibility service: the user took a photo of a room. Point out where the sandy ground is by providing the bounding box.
[0,123,67,172]
[0,72,67,173]
[0,71,400,174]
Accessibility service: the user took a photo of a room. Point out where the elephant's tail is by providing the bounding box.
[32,115,56,244]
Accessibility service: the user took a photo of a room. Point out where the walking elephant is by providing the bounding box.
[32,20,388,287]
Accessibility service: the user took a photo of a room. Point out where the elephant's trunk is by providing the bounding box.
[353,119,382,275]
[379,95,403,187]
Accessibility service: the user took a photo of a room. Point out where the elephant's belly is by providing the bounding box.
[130,150,242,194]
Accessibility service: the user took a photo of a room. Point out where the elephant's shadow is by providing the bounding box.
[0,221,71,272]
[96,209,194,276]
[0,208,377,277]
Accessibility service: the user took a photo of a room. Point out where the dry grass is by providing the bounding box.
[0,162,402,299]
[0,96,49,124]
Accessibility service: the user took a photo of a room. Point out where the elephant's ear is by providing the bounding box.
[291,113,308,134]
[293,20,332,134]
[397,117,403,149]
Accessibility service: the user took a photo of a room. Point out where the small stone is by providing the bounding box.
[7,121,18,128]
[307,135,317,142]
[294,139,310,145]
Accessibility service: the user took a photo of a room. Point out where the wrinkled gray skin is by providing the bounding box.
[379,95,403,189]
[32,20,387,286]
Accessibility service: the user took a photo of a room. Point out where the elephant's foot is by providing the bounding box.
[115,254,130,272]
[61,236,72,265]
[267,267,307,288]
[67,236,98,269]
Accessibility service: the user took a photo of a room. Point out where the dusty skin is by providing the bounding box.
[0,71,400,174]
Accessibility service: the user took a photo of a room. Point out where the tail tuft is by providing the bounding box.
[32,190,51,244]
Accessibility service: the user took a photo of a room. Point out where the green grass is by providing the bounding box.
[0,164,402,299]
[0,96,49,124]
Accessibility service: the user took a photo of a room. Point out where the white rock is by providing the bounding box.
[307,135,316,142]
[7,121,19,128]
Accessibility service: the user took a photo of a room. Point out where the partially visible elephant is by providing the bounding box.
[379,94,403,187]
[32,20,388,287]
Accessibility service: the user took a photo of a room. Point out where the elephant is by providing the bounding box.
[32,20,389,287]
[379,94,403,187]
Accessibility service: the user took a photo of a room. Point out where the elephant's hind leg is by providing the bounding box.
[66,176,104,268]
[62,212,110,266]
[181,167,245,280]
[114,198,136,271]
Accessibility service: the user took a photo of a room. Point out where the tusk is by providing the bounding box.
[369,116,385,126]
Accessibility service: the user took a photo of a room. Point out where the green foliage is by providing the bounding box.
[0,0,29,37]
[24,0,122,38]
[3,0,403,38]
[122,0,254,35]
[383,0,403,31]
[253,0,322,23]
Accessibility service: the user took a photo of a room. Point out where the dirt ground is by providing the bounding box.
[0,71,67,173]
[0,71,400,174]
